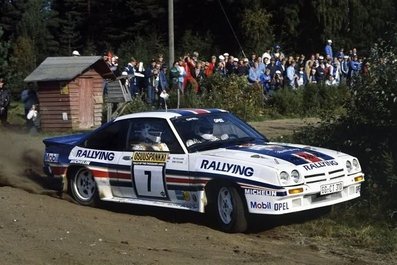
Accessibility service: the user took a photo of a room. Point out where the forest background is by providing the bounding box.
[1,0,397,91]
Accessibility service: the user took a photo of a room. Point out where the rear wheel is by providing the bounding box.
[208,183,248,233]
[69,167,98,206]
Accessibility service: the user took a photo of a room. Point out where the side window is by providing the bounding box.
[84,120,129,151]
[127,118,184,154]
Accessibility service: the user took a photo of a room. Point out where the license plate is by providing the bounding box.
[320,182,343,195]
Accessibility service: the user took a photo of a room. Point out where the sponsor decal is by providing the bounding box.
[274,202,289,211]
[200,159,254,177]
[245,188,277,197]
[249,201,290,211]
[250,201,272,209]
[171,157,185,164]
[75,149,115,161]
[303,160,339,171]
[132,151,168,163]
[70,160,90,165]
[45,153,59,163]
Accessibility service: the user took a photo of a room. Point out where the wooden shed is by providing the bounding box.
[24,56,115,132]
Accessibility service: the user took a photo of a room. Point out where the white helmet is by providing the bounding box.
[141,124,161,143]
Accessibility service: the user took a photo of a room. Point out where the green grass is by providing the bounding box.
[7,101,26,126]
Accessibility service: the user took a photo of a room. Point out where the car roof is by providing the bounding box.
[114,108,228,121]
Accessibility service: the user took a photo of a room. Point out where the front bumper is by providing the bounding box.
[245,174,364,215]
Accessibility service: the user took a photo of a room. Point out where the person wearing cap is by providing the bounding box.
[72,50,80,56]
[230,57,239,75]
[0,78,11,126]
[325,39,333,60]
[271,69,284,90]
[223,53,229,65]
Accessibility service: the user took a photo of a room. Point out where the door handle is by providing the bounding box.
[122,156,131,160]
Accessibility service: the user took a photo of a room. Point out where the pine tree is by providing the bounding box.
[0,27,10,79]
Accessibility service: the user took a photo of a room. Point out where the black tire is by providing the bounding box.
[208,183,248,233]
[69,167,99,206]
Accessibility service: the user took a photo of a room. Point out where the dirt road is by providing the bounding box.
[0,123,393,265]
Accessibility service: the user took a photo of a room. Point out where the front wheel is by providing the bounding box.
[209,183,248,233]
[69,167,99,206]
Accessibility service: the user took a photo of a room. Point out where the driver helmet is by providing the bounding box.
[196,121,218,141]
[141,123,161,143]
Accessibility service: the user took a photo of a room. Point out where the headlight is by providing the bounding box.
[280,171,289,185]
[352,159,360,169]
[291,170,300,183]
[346,160,352,173]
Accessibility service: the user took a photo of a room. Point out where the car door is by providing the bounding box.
[116,118,188,201]
[79,120,129,195]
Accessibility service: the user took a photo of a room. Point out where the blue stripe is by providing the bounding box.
[167,185,204,191]
[227,144,335,165]
[110,179,132,187]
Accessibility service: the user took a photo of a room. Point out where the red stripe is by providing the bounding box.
[166,177,208,184]
[296,152,322,162]
[51,166,68,175]
[193,109,210,114]
[91,169,118,179]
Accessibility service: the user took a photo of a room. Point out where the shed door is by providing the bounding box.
[79,77,94,129]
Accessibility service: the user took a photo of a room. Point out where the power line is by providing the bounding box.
[217,0,246,58]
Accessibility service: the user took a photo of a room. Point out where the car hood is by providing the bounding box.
[200,142,344,168]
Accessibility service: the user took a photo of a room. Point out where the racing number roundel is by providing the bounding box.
[131,151,169,199]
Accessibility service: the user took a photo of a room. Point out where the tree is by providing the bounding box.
[16,0,58,64]
[0,27,10,79]
[240,8,273,55]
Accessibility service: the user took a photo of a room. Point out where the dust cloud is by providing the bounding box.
[0,128,53,194]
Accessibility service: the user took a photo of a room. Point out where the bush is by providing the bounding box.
[292,41,397,224]
[267,84,349,117]
[202,74,263,120]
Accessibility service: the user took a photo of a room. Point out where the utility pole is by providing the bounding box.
[168,0,175,68]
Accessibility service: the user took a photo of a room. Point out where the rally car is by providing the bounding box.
[43,109,364,232]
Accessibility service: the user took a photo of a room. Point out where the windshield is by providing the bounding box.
[171,112,268,152]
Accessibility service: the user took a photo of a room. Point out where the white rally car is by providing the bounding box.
[43,109,364,232]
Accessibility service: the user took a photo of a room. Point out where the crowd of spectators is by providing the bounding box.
[102,40,368,107]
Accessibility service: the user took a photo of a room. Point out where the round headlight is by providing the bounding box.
[346,160,352,172]
[353,159,359,169]
[291,170,300,183]
[280,171,289,185]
